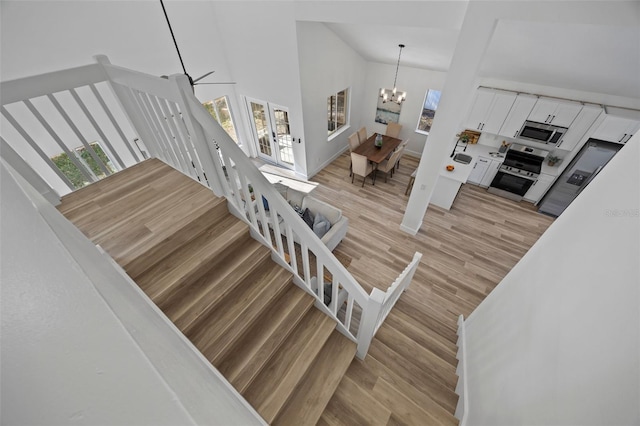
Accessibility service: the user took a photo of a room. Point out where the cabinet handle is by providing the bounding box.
[514,131,518,137]
[557,139,563,147]
[618,133,627,143]
[478,122,482,130]
[546,114,551,123]
[550,115,556,123]
[481,123,485,130]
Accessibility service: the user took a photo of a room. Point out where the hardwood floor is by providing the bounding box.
[57,153,554,425]
[311,152,555,425]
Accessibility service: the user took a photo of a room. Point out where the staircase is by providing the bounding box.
[58,159,356,425]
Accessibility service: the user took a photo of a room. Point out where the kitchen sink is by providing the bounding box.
[453,153,473,164]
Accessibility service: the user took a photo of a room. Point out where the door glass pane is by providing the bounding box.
[251,102,271,156]
[273,109,293,165]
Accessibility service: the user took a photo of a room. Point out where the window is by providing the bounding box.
[51,142,116,189]
[327,88,348,137]
[203,96,238,143]
[416,89,441,134]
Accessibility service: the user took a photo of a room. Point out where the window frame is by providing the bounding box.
[327,88,350,140]
[415,89,442,135]
[203,95,239,144]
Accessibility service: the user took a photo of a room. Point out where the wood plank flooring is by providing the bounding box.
[310,151,555,425]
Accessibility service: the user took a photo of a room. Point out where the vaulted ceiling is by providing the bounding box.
[323,3,640,100]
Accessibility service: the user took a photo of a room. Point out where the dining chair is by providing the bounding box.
[357,126,367,143]
[396,139,409,170]
[375,148,402,183]
[350,152,374,187]
[348,132,360,176]
[385,122,402,138]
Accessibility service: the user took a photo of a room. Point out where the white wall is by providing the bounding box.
[296,21,367,177]
[462,135,639,425]
[212,1,309,176]
[362,63,447,157]
[0,1,251,151]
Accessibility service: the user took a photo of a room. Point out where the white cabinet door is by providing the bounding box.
[556,103,603,151]
[465,88,516,133]
[465,89,495,131]
[591,115,640,144]
[528,97,582,127]
[499,93,538,138]
[482,91,517,134]
[480,159,502,187]
[524,173,556,203]
[467,157,490,185]
[552,100,583,127]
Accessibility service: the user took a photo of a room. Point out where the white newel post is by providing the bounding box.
[93,55,160,160]
[356,288,385,359]
[172,75,226,198]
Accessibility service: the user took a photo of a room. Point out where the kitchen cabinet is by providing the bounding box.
[465,88,516,134]
[590,114,640,144]
[467,156,502,187]
[498,93,538,138]
[555,103,604,151]
[467,157,490,185]
[523,173,556,203]
[528,97,583,127]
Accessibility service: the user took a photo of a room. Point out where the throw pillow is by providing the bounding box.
[313,212,331,239]
[302,208,314,228]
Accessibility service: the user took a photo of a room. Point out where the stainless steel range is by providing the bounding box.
[488,143,548,201]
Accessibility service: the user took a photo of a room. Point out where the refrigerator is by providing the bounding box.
[538,138,622,217]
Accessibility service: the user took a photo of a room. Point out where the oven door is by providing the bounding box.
[488,170,535,201]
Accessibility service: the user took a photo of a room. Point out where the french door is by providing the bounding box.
[246,98,294,169]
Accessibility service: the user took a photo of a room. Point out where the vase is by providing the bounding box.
[375,134,383,147]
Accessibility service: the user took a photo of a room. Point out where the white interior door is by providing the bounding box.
[246,98,294,169]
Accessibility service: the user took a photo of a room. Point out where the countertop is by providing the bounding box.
[440,142,564,182]
[439,143,505,183]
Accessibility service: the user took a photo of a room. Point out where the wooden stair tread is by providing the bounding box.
[122,198,229,279]
[217,285,316,392]
[192,261,293,362]
[167,239,271,334]
[135,216,248,300]
[243,308,336,423]
[273,331,357,426]
[57,159,166,214]
[72,169,196,239]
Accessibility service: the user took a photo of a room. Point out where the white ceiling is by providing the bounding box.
[324,15,640,100]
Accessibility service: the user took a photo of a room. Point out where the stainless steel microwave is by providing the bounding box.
[518,120,567,145]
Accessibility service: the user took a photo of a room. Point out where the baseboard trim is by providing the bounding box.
[455,314,469,426]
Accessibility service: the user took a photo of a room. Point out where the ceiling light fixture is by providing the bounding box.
[380,44,406,104]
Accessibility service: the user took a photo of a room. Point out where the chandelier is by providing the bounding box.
[380,44,406,105]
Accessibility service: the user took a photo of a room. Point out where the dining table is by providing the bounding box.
[353,133,402,164]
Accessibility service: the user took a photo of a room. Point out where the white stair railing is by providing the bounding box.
[0,55,422,359]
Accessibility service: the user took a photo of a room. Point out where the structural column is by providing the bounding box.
[401,3,498,234]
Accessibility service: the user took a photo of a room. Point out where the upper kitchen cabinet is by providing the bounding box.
[556,103,604,151]
[527,97,583,127]
[498,93,538,138]
[590,108,640,144]
[465,88,516,134]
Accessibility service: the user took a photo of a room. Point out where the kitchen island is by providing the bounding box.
[430,143,504,210]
